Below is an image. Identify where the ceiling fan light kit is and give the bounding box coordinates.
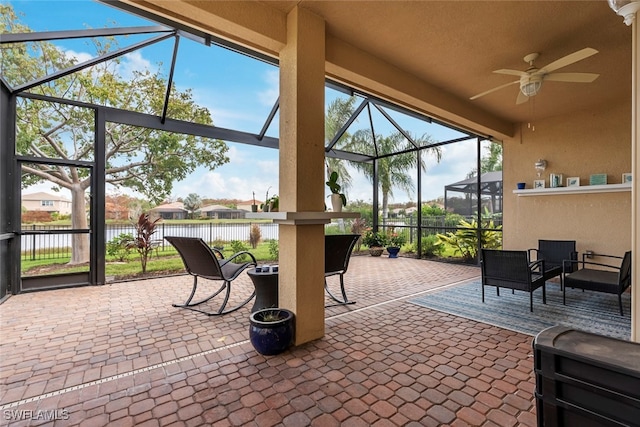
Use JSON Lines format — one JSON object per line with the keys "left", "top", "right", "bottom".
{"left": 520, "top": 75, "right": 543, "bottom": 97}
{"left": 470, "top": 48, "right": 600, "bottom": 104}
{"left": 608, "top": 0, "right": 640, "bottom": 26}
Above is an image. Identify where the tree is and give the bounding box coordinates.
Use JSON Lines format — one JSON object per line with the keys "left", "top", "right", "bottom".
{"left": 467, "top": 140, "right": 503, "bottom": 178}
{"left": 348, "top": 130, "right": 441, "bottom": 219}
{"left": 324, "top": 97, "right": 357, "bottom": 192}
{"left": 183, "top": 193, "right": 202, "bottom": 219}
{"left": 2, "top": 5, "right": 229, "bottom": 264}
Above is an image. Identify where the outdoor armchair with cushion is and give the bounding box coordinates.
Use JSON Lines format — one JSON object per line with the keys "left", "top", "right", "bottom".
{"left": 165, "top": 236, "right": 257, "bottom": 316}
{"left": 527, "top": 239, "right": 577, "bottom": 285}
{"left": 324, "top": 234, "right": 360, "bottom": 307}
{"left": 562, "top": 251, "right": 632, "bottom": 315}
{"left": 481, "top": 249, "right": 547, "bottom": 312}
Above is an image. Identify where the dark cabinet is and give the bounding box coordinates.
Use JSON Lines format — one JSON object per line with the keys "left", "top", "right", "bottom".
{"left": 533, "top": 326, "right": 640, "bottom": 426}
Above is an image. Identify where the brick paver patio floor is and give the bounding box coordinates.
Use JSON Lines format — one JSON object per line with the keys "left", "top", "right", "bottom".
{"left": 0, "top": 255, "right": 538, "bottom": 426}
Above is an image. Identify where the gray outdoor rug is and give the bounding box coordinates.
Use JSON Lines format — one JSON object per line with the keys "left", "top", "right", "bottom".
{"left": 409, "top": 281, "right": 631, "bottom": 339}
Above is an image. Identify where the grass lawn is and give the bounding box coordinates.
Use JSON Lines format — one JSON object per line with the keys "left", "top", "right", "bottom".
{"left": 22, "top": 240, "right": 279, "bottom": 280}
{"left": 21, "top": 238, "right": 474, "bottom": 281}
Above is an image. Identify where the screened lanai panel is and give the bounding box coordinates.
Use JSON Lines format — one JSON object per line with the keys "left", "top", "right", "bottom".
{"left": 326, "top": 94, "right": 414, "bottom": 157}
{"left": 171, "top": 41, "right": 280, "bottom": 134}
{"left": 3, "top": 1, "right": 282, "bottom": 136}
{"left": 103, "top": 123, "right": 230, "bottom": 201}
{"left": 325, "top": 87, "right": 357, "bottom": 145}
{"left": 20, "top": 163, "right": 92, "bottom": 279}
{"left": 16, "top": 98, "right": 95, "bottom": 162}
{"left": 421, "top": 137, "right": 479, "bottom": 214}
{"left": 0, "top": 0, "right": 167, "bottom": 90}
{"left": 380, "top": 106, "right": 472, "bottom": 146}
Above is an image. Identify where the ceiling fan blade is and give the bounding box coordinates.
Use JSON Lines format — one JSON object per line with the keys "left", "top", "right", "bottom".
{"left": 541, "top": 47, "right": 598, "bottom": 73}
{"left": 470, "top": 80, "right": 519, "bottom": 100}
{"left": 544, "top": 72, "right": 599, "bottom": 83}
{"left": 516, "top": 91, "right": 529, "bottom": 105}
{"left": 493, "top": 69, "right": 526, "bottom": 77}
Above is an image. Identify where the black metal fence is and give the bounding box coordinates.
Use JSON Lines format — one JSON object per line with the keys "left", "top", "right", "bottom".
{"left": 20, "top": 222, "right": 279, "bottom": 261}
{"left": 380, "top": 215, "right": 503, "bottom": 246}
{"left": 20, "top": 216, "right": 503, "bottom": 262}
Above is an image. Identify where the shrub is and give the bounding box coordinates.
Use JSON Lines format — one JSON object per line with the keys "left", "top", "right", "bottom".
{"left": 107, "top": 233, "right": 133, "bottom": 262}
{"left": 386, "top": 227, "right": 407, "bottom": 247}
{"left": 436, "top": 217, "right": 502, "bottom": 261}
{"left": 126, "top": 213, "right": 160, "bottom": 273}
{"left": 362, "top": 230, "right": 387, "bottom": 248}
{"left": 350, "top": 218, "right": 367, "bottom": 251}
{"left": 268, "top": 239, "right": 279, "bottom": 260}
{"left": 211, "top": 238, "right": 225, "bottom": 250}
{"left": 21, "top": 211, "right": 53, "bottom": 223}
{"left": 249, "top": 223, "right": 261, "bottom": 249}
{"left": 230, "top": 240, "right": 250, "bottom": 262}
{"left": 419, "top": 234, "right": 444, "bottom": 257}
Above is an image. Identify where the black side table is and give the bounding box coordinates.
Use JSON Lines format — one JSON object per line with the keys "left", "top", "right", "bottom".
{"left": 247, "top": 266, "right": 279, "bottom": 312}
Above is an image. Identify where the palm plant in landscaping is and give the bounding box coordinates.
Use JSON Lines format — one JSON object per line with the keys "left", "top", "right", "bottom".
{"left": 436, "top": 215, "right": 502, "bottom": 262}
{"left": 346, "top": 130, "right": 441, "bottom": 219}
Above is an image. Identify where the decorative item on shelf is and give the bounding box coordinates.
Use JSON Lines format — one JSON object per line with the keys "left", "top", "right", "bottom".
{"left": 589, "top": 174, "right": 607, "bottom": 186}
{"left": 326, "top": 171, "right": 347, "bottom": 213}
{"left": 267, "top": 195, "right": 279, "bottom": 212}
{"left": 517, "top": 182, "right": 526, "bottom": 190}
{"left": 550, "top": 173, "right": 563, "bottom": 188}
{"left": 249, "top": 308, "right": 295, "bottom": 356}
{"left": 566, "top": 177, "right": 580, "bottom": 187}
{"left": 362, "top": 230, "right": 387, "bottom": 257}
{"left": 622, "top": 173, "right": 632, "bottom": 183}
{"left": 261, "top": 187, "right": 274, "bottom": 212}
{"left": 534, "top": 159, "right": 547, "bottom": 177}
{"left": 534, "top": 179, "right": 546, "bottom": 189}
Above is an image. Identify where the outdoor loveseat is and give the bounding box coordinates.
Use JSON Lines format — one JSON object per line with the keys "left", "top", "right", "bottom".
{"left": 562, "top": 251, "right": 632, "bottom": 315}
{"left": 481, "top": 249, "right": 547, "bottom": 312}
{"left": 528, "top": 239, "right": 578, "bottom": 285}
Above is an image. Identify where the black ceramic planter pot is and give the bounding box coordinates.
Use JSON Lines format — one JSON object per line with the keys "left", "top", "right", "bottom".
{"left": 249, "top": 308, "right": 295, "bottom": 356}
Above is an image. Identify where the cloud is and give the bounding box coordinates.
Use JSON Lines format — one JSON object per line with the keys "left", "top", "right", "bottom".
{"left": 257, "top": 69, "right": 279, "bottom": 107}
{"left": 117, "top": 50, "right": 152, "bottom": 80}
{"left": 62, "top": 49, "right": 93, "bottom": 64}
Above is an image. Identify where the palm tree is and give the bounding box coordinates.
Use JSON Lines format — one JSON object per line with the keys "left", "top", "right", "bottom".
{"left": 466, "top": 140, "right": 503, "bottom": 178}
{"left": 324, "top": 97, "right": 357, "bottom": 191}
{"left": 348, "top": 130, "right": 441, "bottom": 218}
{"left": 183, "top": 193, "right": 202, "bottom": 219}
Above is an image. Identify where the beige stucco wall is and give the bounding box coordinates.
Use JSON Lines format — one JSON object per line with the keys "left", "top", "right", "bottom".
{"left": 503, "top": 101, "right": 632, "bottom": 257}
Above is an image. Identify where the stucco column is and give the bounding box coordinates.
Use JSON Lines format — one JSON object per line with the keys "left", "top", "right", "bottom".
{"left": 278, "top": 7, "right": 326, "bottom": 345}
{"left": 632, "top": 19, "right": 639, "bottom": 342}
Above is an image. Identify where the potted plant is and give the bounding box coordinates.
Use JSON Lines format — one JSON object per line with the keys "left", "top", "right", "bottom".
{"left": 325, "top": 171, "right": 347, "bottom": 212}
{"left": 249, "top": 308, "right": 295, "bottom": 356}
{"left": 251, "top": 191, "right": 258, "bottom": 212}
{"left": 385, "top": 229, "right": 406, "bottom": 258}
{"left": 267, "top": 194, "right": 279, "bottom": 212}
{"left": 262, "top": 187, "right": 272, "bottom": 212}
{"left": 362, "top": 229, "right": 387, "bottom": 257}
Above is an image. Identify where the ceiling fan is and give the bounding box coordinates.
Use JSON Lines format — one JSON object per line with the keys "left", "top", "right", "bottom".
{"left": 470, "top": 47, "right": 600, "bottom": 105}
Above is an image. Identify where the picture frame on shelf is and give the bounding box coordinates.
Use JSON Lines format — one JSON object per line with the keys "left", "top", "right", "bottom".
{"left": 622, "top": 173, "right": 632, "bottom": 183}
{"left": 566, "top": 177, "right": 580, "bottom": 187}
{"left": 589, "top": 173, "right": 607, "bottom": 186}
{"left": 534, "top": 179, "right": 545, "bottom": 189}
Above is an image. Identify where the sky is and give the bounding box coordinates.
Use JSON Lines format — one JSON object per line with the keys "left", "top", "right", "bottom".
{"left": 6, "top": 0, "right": 488, "bottom": 206}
